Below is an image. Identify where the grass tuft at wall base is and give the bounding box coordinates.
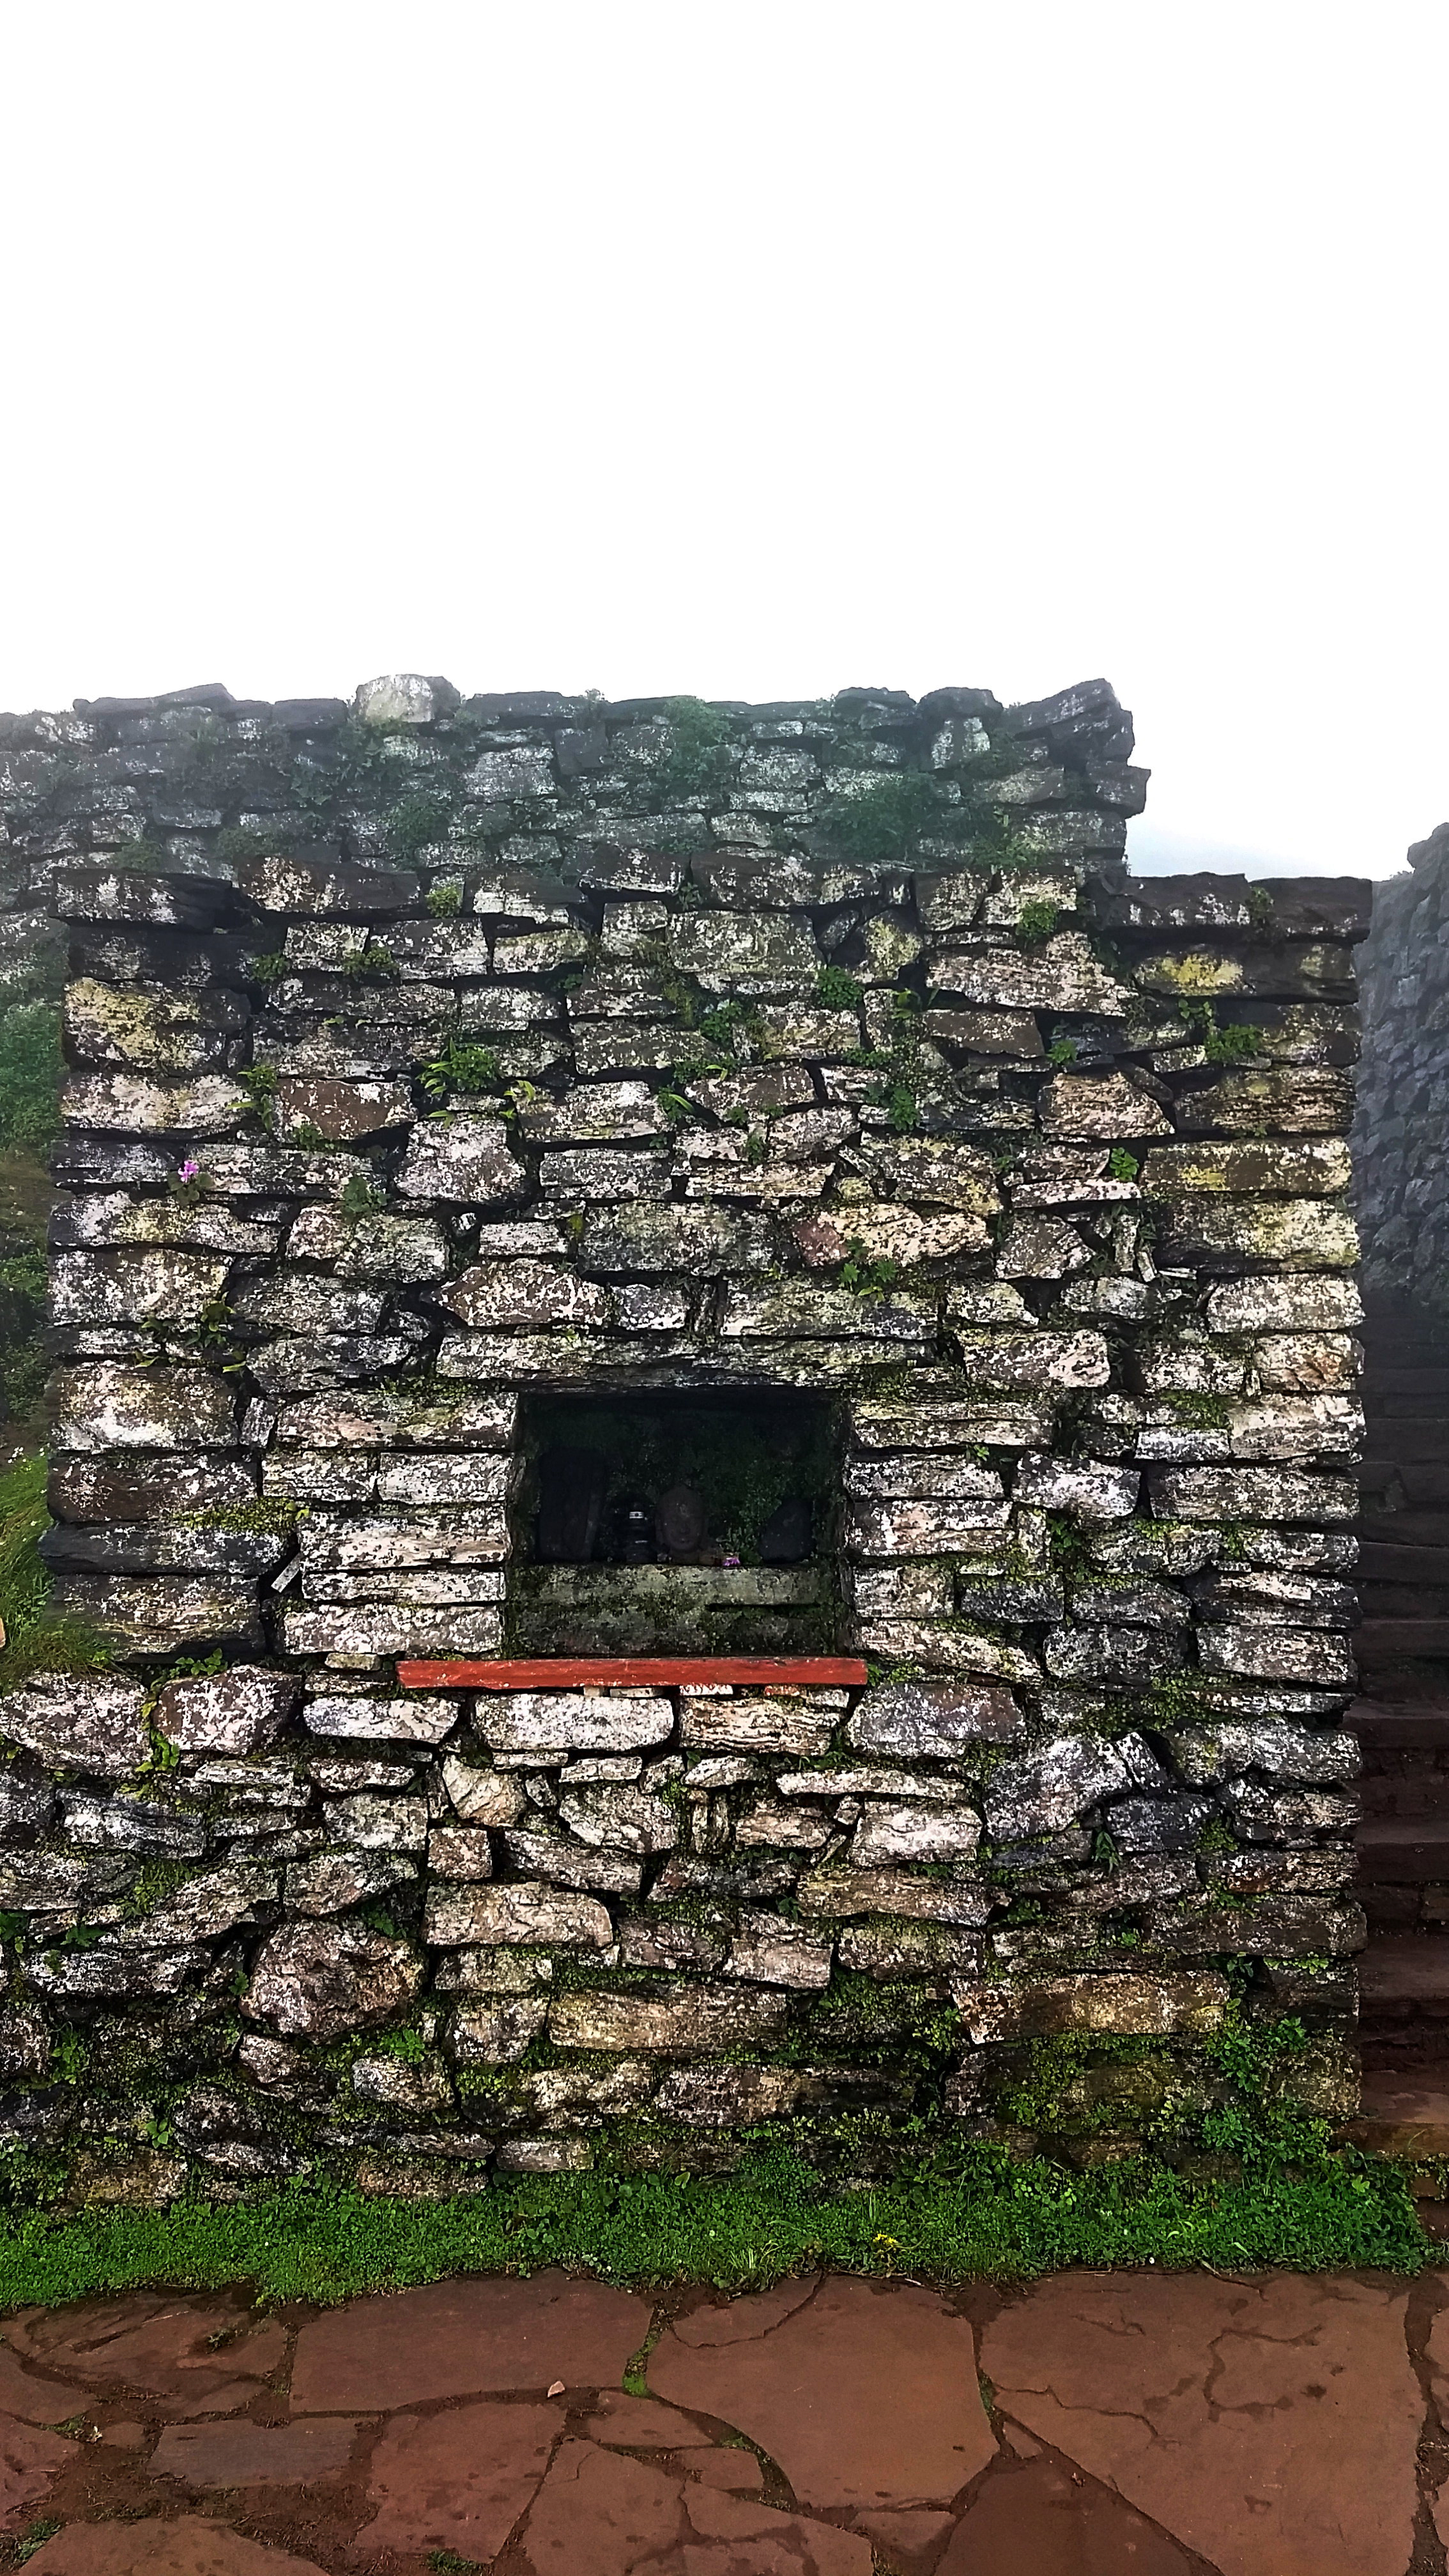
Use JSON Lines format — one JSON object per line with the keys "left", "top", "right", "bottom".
{"left": 0, "top": 2144, "right": 1426, "bottom": 2313}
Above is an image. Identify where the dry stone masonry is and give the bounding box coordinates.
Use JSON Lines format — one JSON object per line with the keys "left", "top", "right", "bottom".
{"left": 0, "top": 671, "right": 1373, "bottom": 2200}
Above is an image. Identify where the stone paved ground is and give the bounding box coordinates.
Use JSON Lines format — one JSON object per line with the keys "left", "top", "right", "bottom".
{"left": 0, "top": 2267, "right": 1446, "bottom": 2573}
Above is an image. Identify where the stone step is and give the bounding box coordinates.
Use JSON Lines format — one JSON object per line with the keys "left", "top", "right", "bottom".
{"left": 1359, "top": 1508, "right": 1449, "bottom": 1549}
{"left": 1361, "top": 1423, "right": 1449, "bottom": 1462}
{"left": 1356, "top": 1542, "right": 1449, "bottom": 1585}
{"left": 1352, "top": 1700, "right": 1449, "bottom": 1750}
{"left": 1356, "top": 1619, "right": 1449, "bottom": 1661}
{"left": 1360, "top": 1464, "right": 1449, "bottom": 1505}
{"left": 1341, "top": 2069, "right": 1449, "bottom": 2157}
{"left": 1360, "top": 1776, "right": 1449, "bottom": 1819}
{"left": 1355, "top": 1818, "right": 1449, "bottom": 1882}
{"left": 1358, "top": 1583, "right": 1449, "bottom": 1620}
{"left": 1359, "top": 1933, "right": 1449, "bottom": 2013}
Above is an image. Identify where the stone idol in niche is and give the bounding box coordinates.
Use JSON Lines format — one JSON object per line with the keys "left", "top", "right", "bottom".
{"left": 652, "top": 1481, "right": 813, "bottom": 1567}
{"left": 533, "top": 1450, "right": 813, "bottom": 1567}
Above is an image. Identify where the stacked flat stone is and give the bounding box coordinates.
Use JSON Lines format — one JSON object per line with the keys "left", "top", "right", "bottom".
{"left": 1353, "top": 818, "right": 1449, "bottom": 1307}
{"left": 0, "top": 675, "right": 1374, "bottom": 2198}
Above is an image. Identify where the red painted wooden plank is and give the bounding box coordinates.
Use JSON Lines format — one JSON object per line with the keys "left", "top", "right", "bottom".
{"left": 396, "top": 1655, "right": 869, "bottom": 1690}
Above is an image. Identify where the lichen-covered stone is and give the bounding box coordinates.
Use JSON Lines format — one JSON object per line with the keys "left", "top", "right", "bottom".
{"left": 926, "top": 933, "right": 1134, "bottom": 1014}
{"left": 556, "top": 1780, "right": 679, "bottom": 1855}
{"left": 305, "top": 1692, "right": 459, "bottom": 1745}
{"left": 1167, "top": 1722, "right": 1359, "bottom": 1785}
{"left": 442, "top": 1261, "right": 611, "bottom": 1332}
{"left": 946, "top": 1328, "right": 1110, "bottom": 1390}
{"left": 549, "top": 1982, "right": 788, "bottom": 2054}
{"left": 580, "top": 1204, "right": 774, "bottom": 1275}
{"left": 475, "top": 1692, "right": 673, "bottom": 1755}
{"left": 286, "top": 1206, "right": 450, "bottom": 1282}
{"left": 951, "top": 1969, "right": 1229, "bottom": 2043}
{"left": 51, "top": 1248, "right": 233, "bottom": 1328}
{"left": 235, "top": 846, "right": 420, "bottom": 911}
{"left": 1037, "top": 1071, "right": 1172, "bottom": 1138}
{"left": 985, "top": 1733, "right": 1160, "bottom": 1840}
{"left": 845, "top": 1494, "right": 1011, "bottom": 1554}
{"left": 61, "top": 1071, "right": 251, "bottom": 1135}
{"left": 50, "top": 1574, "right": 264, "bottom": 1657}
{"left": 850, "top": 1802, "right": 981, "bottom": 1864}
{"left": 1148, "top": 1466, "right": 1358, "bottom": 1522}
{"left": 273, "top": 1078, "right": 415, "bottom": 1140}
{"left": 793, "top": 1206, "right": 986, "bottom": 1267}
{"left": 679, "top": 1698, "right": 835, "bottom": 1756}
{"left": 666, "top": 910, "right": 820, "bottom": 993}
{"left": 1014, "top": 1456, "right": 1140, "bottom": 1519}
{"left": 321, "top": 1790, "right": 429, "bottom": 1850}
{"left": 231, "top": 1276, "right": 387, "bottom": 1335}
{"left": 0, "top": 1676, "right": 148, "bottom": 1778}
{"left": 539, "top": 1148, "right": 671, "bottom": 1201}
{"left": 851, "top": 1135, "right": 1000, "bottom": 1213}
{"left": 395, "top": 1112, "right": 527, "bottom": 1204}
{"left": 424, "top": 1882, "right": 615, "bottom": 1949}
{"left": 845, "top": 1681, "right": 1022, "bottom": 1758}
{"left": 1154, "top": 1197, "right": 1359, "bottom": 1268}
{"left": 285, "top": 1850, "right": 417, "bottom": 1916}
{"left": 155, "top": 1666, "right": 299, "bottom": 1754}
{"left": 64, "top": 978, "right": 250, "bottom": 1075}
{"left": 244, "top": 1922, "right": 423, "bottom": 2039}
{"left": 796, "top": 1864, "right": 992, "bottom": 1926}
{"left": 1196, "top": 1625, "right": 1356, "bottom": 1685}
{"left": 719, "top": 1281, "right": 936, "bottom": 1342}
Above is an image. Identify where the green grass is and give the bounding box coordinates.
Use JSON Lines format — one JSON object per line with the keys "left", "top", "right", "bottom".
{"left": 0, "top": 1452, "right": 111, "bottom": 1690}
{"left": 0, "top": 2142, "right": 1423, "bottom": 2312}
{"left": 0, "top": 1005, "right": 61, "bottom": 1159}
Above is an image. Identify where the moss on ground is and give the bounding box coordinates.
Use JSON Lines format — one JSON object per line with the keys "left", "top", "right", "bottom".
{"left": 0, "top": 2139, "right": 1425, "bottom": 2311}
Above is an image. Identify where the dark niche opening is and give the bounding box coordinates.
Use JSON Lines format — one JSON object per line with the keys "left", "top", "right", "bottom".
{"left": 507, "top": 1389, "right": 843, "bottom": 1657}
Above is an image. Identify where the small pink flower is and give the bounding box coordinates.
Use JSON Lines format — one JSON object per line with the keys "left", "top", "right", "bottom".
{"left": 722, "top": 1554, "right": 740, "bottom": 1568}
{"left": 177, "top": 1159, "right": 201, "bottom": 1183}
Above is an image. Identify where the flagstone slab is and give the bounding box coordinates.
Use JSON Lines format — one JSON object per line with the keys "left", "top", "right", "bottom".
{"left": 682, "top": 2481, "right": 873, "bottom": 2572}
{"left": 25, "top": 2521, "right": 328, "bottom": 2573}
{"left": 670, "top": 2277, "right": 818, "bottom": 2347}
{"left": 7, "top": 2297, "right": 285, "bottom": 2412}
{"left": 582, "top": 2391, "right": 710, "bottom": 2447}
{"left": 151, "top": 2417, "right": 360, "bottom": 2487}
{"left": 518, "top": 2438, "right": 686, "bottom": 2575}
{"left": 0, "top": 2412, "right": 72, "bottom": 2531}
{"left": 649, "top": 2275, "right": 993, "bottom": 2508}
{"left": 0, "top": 2347, "right": 91, "bottom": 2426}
{"left": 939, "top": 2455, "right": 1194, "bottom": 2573}
{"left": 979, "top": 2271, "right": 1422, "bottom": 2576}
{"left": 855, "top": 2506, "right": 958, "bottom": 2572}
{"left": 676, "top": 2446, "right": 765, "bottom": 2490}
{"left": 356, "top": 2395, "right": 560, "bottom": 2559}
{"left": 289, "top": 2270, "right": 650, "bottom": 2411}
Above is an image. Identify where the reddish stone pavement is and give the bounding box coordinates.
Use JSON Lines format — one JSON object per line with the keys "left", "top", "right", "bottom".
{"left": 0, "top": 2266, "right": 1448, "bottom": 2574}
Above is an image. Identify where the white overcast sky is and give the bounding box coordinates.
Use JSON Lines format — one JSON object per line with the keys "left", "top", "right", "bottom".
{"left": 4, "top": 1, "right": 1446, "bottom": 878}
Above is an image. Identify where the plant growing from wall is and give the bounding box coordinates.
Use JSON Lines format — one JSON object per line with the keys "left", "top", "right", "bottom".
{"left": 640, "top": 698, "right": 737, "bottom": 806}
{"left": 418, "top": 1040, "right": 502, "bottom": 1103}
{"left": 386, "top": 792, "right": 455, "bottom": 858}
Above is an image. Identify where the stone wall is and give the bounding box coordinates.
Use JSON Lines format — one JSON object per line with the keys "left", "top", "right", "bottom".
{"left": 1352, "top": 820, "right": 1449, "bottom": 1312}
{"left": 0, "top": 674, "right": 1375, "bottom": 2202}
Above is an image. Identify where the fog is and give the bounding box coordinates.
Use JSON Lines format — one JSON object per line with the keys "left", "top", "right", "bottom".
{"left": 3, "top": 0, "right": 1445, "bottom": 878}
